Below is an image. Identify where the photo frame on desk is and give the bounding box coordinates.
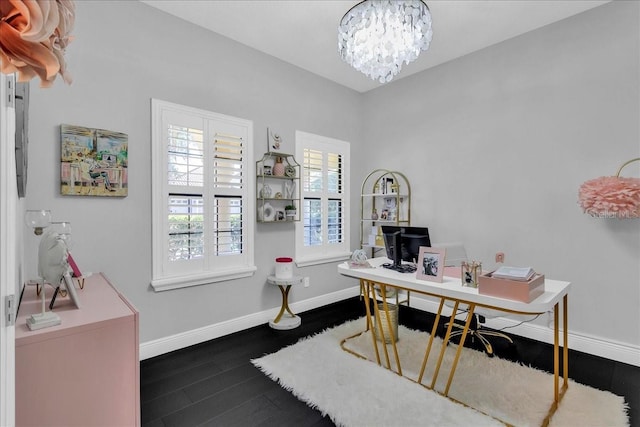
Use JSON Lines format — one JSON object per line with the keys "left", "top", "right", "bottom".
{"left": 416, "top": 247, "right": 446, "bottom": 283}
{"left": 67, "top": 252, "right": 85, "bottom": 289}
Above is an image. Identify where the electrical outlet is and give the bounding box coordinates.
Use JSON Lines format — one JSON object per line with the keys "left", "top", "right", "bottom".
{"left": 495, "top": 252, "right": 505, "bottom": 263}
{"left": 303, "top": 277, "right": 310, "bottom": 287}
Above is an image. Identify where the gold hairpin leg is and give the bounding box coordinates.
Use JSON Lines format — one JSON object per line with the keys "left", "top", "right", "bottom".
{"left": 371, "top": 290, "right": 392, "bottom": 369}
{"left": 418, "top": 298, "right": 445, "bottom": 385}
{"left": 380, "top": 283, "right": 402, "bottom": 376}
{"left": 444, "top": 303, "right": 475, "bottom": 396}
{"left": 431, "top": 300, "right": 459, "bottom": 389}
{"left": 361, "top": 280, "right": 381, "bottom": 365}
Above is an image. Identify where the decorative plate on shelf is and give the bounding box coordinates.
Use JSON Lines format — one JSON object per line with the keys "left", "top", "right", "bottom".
{"left": 284, "top": 165, "right": 296, "bottom": 177}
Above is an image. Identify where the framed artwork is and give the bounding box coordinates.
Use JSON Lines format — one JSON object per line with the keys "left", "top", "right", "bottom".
{"left": 416, "top": 247, "right": 446, "bottom": 282}
{"left": 60, "top": 124, "right": 128, "bottom": 197}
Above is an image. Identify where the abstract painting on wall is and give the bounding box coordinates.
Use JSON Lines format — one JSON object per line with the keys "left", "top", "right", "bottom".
{"left": 60, "top": 124, "right": 128, "bottom": 197}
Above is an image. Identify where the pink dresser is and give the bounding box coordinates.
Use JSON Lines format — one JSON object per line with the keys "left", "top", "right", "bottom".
{"left": 15, "top": 273, "right": 139, "bottom": 426}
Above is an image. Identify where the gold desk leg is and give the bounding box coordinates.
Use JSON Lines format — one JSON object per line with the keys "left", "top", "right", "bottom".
{"left": 542, "top": 297, "right": 570, "bottom": 427}
{"left": 361, "top": 280, "right": 381, "bottom": 365}
{"left": 418, "top": 298, "right": 445, "bottom": 385}
{"left": 563, "top": 295, "right": 569, "bottom": 388}
{"left": 273, "top": 285, "right": 292, "bottom": 323}
{"left": 371, "top": 288, "right": 393, "bottom": 370}
{"left": 444, "top": 303, "right": 476, "bottom": 397}
{"left": 380, "top": 283, "right": 402, "bottom": 376}
{"left": 431, "top": 300, "right": 459, "bottom": 390}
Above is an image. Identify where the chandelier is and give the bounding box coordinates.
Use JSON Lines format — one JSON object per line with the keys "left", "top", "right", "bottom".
{"left": 338, "top": 0, "right": 433, "bottom": 84}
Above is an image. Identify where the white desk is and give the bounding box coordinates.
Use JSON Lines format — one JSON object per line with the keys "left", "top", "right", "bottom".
{"left": 338, "top": 258, "right": 571, "bottom": 427}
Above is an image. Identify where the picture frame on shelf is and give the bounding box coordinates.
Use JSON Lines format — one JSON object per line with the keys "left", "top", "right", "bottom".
{"left": 386, "top": 177, "right": 395, "bottom": 193}
{"left": 416, "top": 247, "right": 446, "bottom": 283}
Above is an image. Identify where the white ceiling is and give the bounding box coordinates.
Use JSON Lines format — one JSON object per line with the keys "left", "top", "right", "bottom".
{"left": 141, "top": 0, "right": 609, "bottom": 93}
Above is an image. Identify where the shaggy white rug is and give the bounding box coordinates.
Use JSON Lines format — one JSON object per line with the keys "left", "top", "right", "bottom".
{"left": 252, "top": 318, "right": 629, "bottom": 427}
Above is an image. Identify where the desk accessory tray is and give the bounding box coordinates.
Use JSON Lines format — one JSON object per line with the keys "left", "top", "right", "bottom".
{"left": 478, "top": 272, "right": 545, "bottom": 303}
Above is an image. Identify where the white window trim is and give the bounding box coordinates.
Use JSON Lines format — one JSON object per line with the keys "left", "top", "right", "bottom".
{"left": 151, "top": 99, "right": 255, "bottom": 291}
{"left": 294, "top": 130, "right": 351, "bottom": 267}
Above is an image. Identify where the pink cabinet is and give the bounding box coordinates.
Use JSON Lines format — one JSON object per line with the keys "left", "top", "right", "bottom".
{"left": 15, "top": 273, "right": 139, "bottom": 426}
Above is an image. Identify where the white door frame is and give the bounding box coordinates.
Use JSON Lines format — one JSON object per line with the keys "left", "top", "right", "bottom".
{"left": 0, "top": 72, "right": 18, "bottom": 426}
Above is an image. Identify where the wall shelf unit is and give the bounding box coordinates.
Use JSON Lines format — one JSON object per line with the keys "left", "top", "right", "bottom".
{"left": 360, "top": 169, "right": 412, "bottom": 306}
{"left": 256, "top": 152, "right": 300, "bottom": 222}
{"left": 360, "top": 169, "right": 411, "bottom": 257}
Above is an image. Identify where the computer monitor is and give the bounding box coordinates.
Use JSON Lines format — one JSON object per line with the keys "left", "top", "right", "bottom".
{"left": 381, "top": 226, "right": 431, "bottom": 272}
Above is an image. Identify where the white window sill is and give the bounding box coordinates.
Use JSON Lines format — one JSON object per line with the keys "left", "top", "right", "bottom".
{"left": 295, "top": 252, "right": 351, "bottom": 268}
{"left": 151, "top": 265, "right": 257, "bottom": 292}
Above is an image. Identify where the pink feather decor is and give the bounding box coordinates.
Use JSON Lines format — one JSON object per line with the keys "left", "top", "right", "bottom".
{"left": 578, "top": 158, "right": 640, "bottom": 219}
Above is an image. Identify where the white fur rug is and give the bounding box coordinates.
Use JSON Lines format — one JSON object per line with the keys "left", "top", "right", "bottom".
{"left": 252, "top": 318, "right": 629, "bottom": 427}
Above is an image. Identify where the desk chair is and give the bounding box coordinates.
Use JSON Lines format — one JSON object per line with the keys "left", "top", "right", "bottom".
{"left": 436, "top": 242, "right": 513, "bottom": 357}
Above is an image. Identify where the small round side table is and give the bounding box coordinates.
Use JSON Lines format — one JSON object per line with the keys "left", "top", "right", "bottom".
{"left": 267, "top": 275, "right": 303, "bottom": 330}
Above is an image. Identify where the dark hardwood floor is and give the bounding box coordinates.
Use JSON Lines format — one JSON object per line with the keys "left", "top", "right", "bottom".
{"left": 141, "top": 297, "right": 639, "bottom": 426}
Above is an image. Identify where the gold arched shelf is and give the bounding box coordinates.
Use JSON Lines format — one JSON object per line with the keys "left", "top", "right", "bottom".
{"left": 360, "top": 169, "right": 411, "bottom": 257}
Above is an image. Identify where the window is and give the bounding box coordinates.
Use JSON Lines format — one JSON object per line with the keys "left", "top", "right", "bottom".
{"left": 295, "top": 131, "right": 351, "bottom": 266}
{"left": 151, "top": 99, "right": 255, "bottom": 291}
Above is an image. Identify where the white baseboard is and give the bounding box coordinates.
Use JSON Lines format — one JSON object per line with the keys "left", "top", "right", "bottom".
{"left": 140, "top": 287, "right": 639, "bottom": 367}
{"left": 139, "top": 286, "right": 361, "bottom": 360}
{"left": 408, "top": 295, "right": 640, "bottom": 367}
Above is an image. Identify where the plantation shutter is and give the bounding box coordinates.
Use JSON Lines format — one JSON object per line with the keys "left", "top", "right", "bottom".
{"left": 295, "top": 131, "right": 350, "bottom": 265}
{"left": 167, "top": 123, "right": 205, "bottom": 262}
{"left": 151, "top": 99, "right": 255, "bottom": 290}
{"left": 212, "top": 133, "right": 245, "bottom": 256}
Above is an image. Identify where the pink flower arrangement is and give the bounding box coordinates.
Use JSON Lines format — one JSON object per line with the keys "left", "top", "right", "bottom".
{"left": 0, "top": 0, "right": 75, "bottom": 87}
{"left": 578, "top": 176, "right": 640, "bottom": 218}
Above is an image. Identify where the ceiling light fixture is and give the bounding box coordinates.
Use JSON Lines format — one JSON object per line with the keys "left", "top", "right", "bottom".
{"left": 338, "top": 0, "right": 433, "bottom": 84}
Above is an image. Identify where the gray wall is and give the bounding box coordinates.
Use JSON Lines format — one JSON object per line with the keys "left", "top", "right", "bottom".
{"left": 25, "top": 1, "right": 361, "bottom": 342}
{"left": 361, "top": 1, "right": 640, "bottom": 346}
{"left": 24, "top": 1, "right": 639, "bottom": 352}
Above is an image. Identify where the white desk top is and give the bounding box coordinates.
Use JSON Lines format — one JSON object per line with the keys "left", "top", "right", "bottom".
{"left": 338, "top": 258, "right": 571, "bottom": 314}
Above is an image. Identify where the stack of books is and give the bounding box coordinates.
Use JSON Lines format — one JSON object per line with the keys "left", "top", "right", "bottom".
{"left": 492, "top": 266, "right": 536, "bottom": 282}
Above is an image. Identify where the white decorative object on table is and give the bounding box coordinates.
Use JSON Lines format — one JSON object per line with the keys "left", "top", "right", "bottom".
{"left": 28, "top": 230, "right": 69, "bottom": 330}
{"left": 275, "top": 257, "right": 293, "bottom": 278}
{"left": 351, "top": 249, "right": 368, "bottom": 264}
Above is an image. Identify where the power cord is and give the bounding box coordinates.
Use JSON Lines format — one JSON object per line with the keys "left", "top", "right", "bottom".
{"left": 493, "top": 314, "right": 542, "bottom": 331}
{"left": 450, "top": 309, "right": 541, "bottom": 331}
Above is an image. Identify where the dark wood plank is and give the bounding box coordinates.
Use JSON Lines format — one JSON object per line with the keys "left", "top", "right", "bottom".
{"left": 141, "top": 297, "right": 639, "bottom": 427}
